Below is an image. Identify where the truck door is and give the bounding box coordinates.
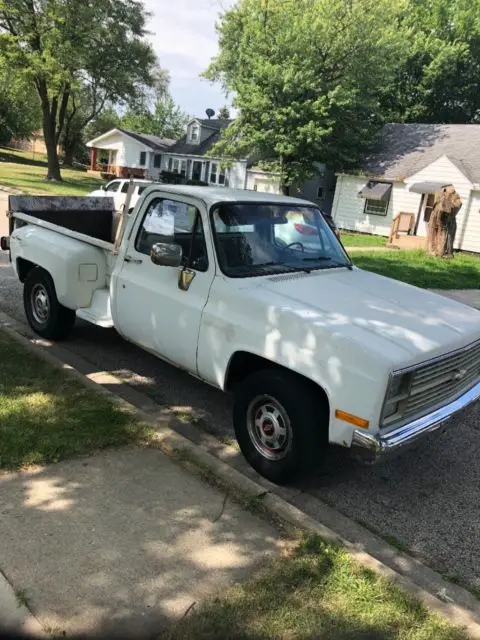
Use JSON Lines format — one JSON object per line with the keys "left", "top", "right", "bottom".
{"left": 112, "top": 194, "right": 214, "bottom": 374}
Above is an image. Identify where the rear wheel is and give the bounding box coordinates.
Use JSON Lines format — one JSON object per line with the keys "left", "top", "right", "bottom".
{"left": 24, "top": 268, "right": 76, "bottom": 340}
{"left": 233, "top": 370, "right": 328, "bottom": 484}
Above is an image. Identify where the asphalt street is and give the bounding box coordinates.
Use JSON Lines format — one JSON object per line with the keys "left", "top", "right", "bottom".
{"left": 1, "top": 248, "right": 479, "bottom": 593}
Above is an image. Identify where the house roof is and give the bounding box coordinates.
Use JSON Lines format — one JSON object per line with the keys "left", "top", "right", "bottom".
{"left": 116, "top": 128, "right": 175, "bottom": 151}
{"left": 86, "top": 127, "right": 175, "bottom": 150}
{"left": 358, "top": 124, "right": 480, "bottom": 184}
{"left": 167, "top": 119, "right": 232, "bottom": 157}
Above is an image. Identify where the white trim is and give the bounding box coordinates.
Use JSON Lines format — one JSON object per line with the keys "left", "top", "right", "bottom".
{"left": 86, "top": 128, "right": 152, "bottom": 152}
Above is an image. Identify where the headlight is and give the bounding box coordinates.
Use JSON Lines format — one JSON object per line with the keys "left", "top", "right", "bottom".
{"left": 382, "top": 372, "right": 413, "bottom": 425}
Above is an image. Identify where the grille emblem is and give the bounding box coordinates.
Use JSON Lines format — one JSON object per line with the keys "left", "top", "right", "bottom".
{"left": 452, "top": 368, "right": 467, "bottom": 381}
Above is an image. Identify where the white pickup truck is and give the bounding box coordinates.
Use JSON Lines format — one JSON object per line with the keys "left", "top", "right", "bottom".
{"left": 2, "top": 186, "right": 480, "bottom": 484}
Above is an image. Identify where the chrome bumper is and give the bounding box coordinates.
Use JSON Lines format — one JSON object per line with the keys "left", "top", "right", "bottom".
{"left": 351, "top": 381, "right": 480, "bottom": 464}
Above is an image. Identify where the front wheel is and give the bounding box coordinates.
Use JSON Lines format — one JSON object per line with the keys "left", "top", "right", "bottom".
{"left": 233, "top": 370, "right": 328, "bottom": 484}
{"left": 24, "top": 267, "right": 76, "bottom": 340}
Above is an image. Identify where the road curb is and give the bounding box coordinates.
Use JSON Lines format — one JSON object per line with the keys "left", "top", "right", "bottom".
{"left": 0, "top": 570, "right": 45, "bottom": 636}
{"left": 1, "top": 311, "right": 480, "bottom": 637}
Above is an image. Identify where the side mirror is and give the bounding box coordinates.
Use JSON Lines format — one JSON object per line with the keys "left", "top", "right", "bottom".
{"left": 102, "top": 184, "right": 107, "bottom": 191}
{"left": 150, "top": 242, "right": 183, "bottom": 267}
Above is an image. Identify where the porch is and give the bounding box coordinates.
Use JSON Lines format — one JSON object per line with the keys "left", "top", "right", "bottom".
{"left": 88, "top": 147, "right": 147, "bottom": 179}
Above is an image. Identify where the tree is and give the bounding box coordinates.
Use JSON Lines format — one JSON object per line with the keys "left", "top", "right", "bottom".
{"left": 121, "top": 72, "right": 189, "bottom": 140}
{"left": 0, "top": 67, "right": 41, "bottom": 145}
{"left": 217, "top": 105, "right": 231, "bottom": 119}
{"left": 380, "top": 0, "right": 480, "bottom": 123}
{"left": 204, "top": 0, "right": 409, "bottom": 192}
{"left": 0, "top": 0, "right": 156, "bottom": 181}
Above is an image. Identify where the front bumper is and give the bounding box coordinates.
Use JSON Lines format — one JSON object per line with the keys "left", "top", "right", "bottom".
{"left": 351, "top": 380, "right": 480, "bottom": 464}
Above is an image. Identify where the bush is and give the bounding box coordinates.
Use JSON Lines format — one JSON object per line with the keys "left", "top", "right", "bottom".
{"left": 186, "top": 179, "right": 208, "bottom": 186}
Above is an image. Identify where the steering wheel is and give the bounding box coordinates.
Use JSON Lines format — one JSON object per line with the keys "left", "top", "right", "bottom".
{"left": 285, "top": 242, "right": 305, "bottom": 252}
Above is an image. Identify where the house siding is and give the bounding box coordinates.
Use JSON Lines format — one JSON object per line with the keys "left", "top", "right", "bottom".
{"left": 459, "top": 191, "right": 480, "bottom": 252}
{"left": 332, "top": 174, "right": 421, "bottom": 236}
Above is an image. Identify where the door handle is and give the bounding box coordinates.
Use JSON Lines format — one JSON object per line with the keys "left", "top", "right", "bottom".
{"left": 124, "top": 255, "right": 143, "bottom": 264}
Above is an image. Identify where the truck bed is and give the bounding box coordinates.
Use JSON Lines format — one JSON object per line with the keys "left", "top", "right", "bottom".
{"left": 8, "top": 195, "right": 118, "bottom": 244}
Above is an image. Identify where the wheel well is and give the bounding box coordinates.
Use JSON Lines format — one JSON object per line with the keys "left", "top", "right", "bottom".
{"left": 225, "top": 351, "right": 329, "bottom": 408}
{"left": 17, "top": 258, "right": 37, "bottom": 283}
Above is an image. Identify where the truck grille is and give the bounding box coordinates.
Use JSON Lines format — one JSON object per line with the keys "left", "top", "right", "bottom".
{"left": 404, "top": 339, "right": 480, "bottom": 419}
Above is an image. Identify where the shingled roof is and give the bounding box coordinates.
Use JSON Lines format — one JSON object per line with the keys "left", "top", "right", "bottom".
{"left": 358, "top": 124, "right": 480, "bottom": 184}
{"left": 167, "top": 119, "right": 232, "bottom": 157}
{"left": 117, "top": 128, "right": 176, "bottom": 151}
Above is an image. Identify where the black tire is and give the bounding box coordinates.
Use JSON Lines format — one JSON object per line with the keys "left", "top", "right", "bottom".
{"left": 233, "top": 369, "right": 328, "bottom": 485}
{"left": 24, "top": 267, "right": 76, "bottom": 340}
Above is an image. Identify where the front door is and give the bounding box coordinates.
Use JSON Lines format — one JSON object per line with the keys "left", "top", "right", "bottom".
{"left": 112, "top": 193, "right": 213, "bottom": 373}
{"left": 192, "top": 161, "right": 202, "bottom": 181}
{"left": 417, "top": 193, "right": 435, "bottom": 237}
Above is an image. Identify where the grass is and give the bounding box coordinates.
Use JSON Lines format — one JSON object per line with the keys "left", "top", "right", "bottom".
{"left": 341, "top": 231, "right": 388, "bottom": 247}
{"left": 350, "top": 249, "right": 480, "bottom": 289}
{"left": 168, "top": 534, "right": 466, "bottom": 640}
{"left": 0, "top": 331, "right": 150, "bottom": 469}
{"left": 0, "top": 148, "right": 104, "bottom": 195}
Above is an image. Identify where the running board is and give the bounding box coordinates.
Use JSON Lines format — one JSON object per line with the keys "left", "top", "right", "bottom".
{"left": 76, "top": 289, "right": 114, "bottom": 327}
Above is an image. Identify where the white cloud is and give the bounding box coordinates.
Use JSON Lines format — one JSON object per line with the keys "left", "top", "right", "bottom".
{"left": 143, "top": 0, "right": 235, "bottom": 116}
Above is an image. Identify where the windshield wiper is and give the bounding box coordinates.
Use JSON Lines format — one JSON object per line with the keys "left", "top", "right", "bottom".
{"left": 301, "top": 256, "right": 353, "bottom": 271}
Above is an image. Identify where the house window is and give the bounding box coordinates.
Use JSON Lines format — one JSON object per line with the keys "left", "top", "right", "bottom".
{"left": 168, "top": 157, "right": 173, "bottom": 171}
{"left": 173, "top": 159, "right": 180, "bottom": 173}
{"left": 364, "top": 199, "right": 389, "bottom": 216}
{"left": 218, "top": 166, "right": 226, "bottom": 185}
{"left": 190, "top": 123, "right": 200, "bottom": 142}
{"left": 210, "top": 163, "right": 217, "bottom": 183}
{"left": 359, "top": 181, "right": 392, "bottom": 216}
{"left": 317, "top": 187, "right": 325, "bottom": 200}
{"left": 181, "top": 160, "right": 187, "bottom": 178}
{"left": 154, "top": 154, "right": 162, "bottom": 168}
{"left": 139, "top": 151, "right": 147, "bottom": 167}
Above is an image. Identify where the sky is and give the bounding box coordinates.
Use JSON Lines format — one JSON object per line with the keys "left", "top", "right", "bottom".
{"left": 143, "top": 0, "right": 235, "bottom": 118}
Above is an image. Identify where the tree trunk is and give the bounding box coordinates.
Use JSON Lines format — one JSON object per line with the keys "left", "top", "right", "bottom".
{"left": 37, "top": 81, "right": 63, "bottom": 181}
{"left": 280, "top": 155, "right": 290, "bottom": 195}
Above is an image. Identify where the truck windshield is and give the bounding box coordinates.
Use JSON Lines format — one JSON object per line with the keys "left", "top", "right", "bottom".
{"left": 211, "top": 203, "right": 351, "bottom": 277}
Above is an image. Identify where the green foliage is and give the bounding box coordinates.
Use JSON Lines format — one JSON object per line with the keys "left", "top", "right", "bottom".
{"left": 204, "top": 0, "right": 409, "bottom": 187}
{"left": 0, "top": 0, "right": 157, "bottom": 179}
{"left": 121, "top": 93, "right": 189, "bottom": 140}
{"left": 0, "top": 66, "right": 41, "bottom": 145}
{"left": 381, "top": 0, "right": 480, "bottom": 123}
{"left": 217, "top": 105, "right": 231, "bottom": 119}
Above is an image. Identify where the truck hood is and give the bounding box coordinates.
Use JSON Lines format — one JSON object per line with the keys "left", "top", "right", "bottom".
{"left": 257, "top": 267, "right": 480, "bottom": 366}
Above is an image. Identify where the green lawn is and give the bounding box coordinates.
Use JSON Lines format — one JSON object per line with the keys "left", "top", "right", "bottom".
{"left": 0, "top": 148, "right": 104, "bottom": 195}
{"left": 350, "top": 249, "right": 480, "bottom": 289}
{"left": 171, "top": 534, "right": 465, "bottom": 640}
{"left": 0, "top": 331, "right": 150, "bottom": 469}
{"left": 341, "top": 231, "right": 387, "bottom": 247}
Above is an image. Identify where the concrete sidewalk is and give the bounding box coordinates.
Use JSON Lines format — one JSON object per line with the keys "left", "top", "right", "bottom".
{"left": 0, "top": 447, "right": 283, "bottom": 637}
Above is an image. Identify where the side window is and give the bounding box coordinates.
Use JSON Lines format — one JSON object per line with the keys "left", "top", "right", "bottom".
{"left": 135, "top": 198, "right": 208, "bottom": 271}
{"left": 121, "top": 182, "right": 130, "bottom": 193}
{"left": 105, "top": 181, "right": 120, "bottom": 192}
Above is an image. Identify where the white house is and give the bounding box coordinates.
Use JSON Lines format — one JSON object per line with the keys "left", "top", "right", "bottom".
{"left": 86, "top": 128, "right": 175, "bottom": 179}
{"left": 86, "top": 118, "right": 336, "bottom": 210}
{"left": 86, "top": 118, "right": 249, "bottom": 189}
{"left": 331, "top": 123, "right": 480, "bottom": 252}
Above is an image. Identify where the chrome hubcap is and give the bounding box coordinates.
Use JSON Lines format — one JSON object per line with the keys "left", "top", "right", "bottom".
{"left": 31, "top": 284, "right": 50, "bottom": 325}
{"left": 247, "top": 395, "right": 292, "bottom": 460}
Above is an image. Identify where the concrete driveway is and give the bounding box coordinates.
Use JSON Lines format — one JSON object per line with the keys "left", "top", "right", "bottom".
{"left": 0, "top": 250, "right": 479, "bottom": 595}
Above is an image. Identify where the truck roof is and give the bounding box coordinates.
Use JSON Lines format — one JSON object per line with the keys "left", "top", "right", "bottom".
{"left": 141, "top": 185, "right": 316, "bottom": 208}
